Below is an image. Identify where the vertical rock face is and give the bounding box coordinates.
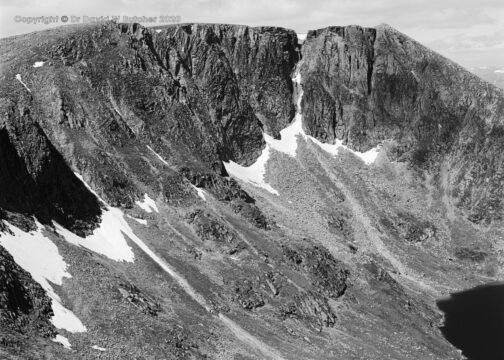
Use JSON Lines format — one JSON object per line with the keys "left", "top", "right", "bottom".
{"left": 300, "top": 26, "right": 377, "bottom": 146}
{"left": 116, "top": 22, "right": 299, "bottom": 166}
{"left": 301, "top": 24, "right": 504, "bottom": 223}
{"left": 152, "top": 24, "right": 299, "bottom": 140}
{"left": 301, "top": 24, "right": 501, "bottom": 154}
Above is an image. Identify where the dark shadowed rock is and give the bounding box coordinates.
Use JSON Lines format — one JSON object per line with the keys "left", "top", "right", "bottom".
{"left": 0, "top": 102, "right": 101, "bottom": 235}
{"left": 0, "top": 245, "right": 55, "bottom": 338}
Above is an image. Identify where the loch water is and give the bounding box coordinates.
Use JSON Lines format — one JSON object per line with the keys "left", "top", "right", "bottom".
{"left": 437, "top": 282, "right": 504, "bottom": 360}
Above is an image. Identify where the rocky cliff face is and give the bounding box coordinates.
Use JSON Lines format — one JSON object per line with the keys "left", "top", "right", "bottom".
{"left": 0, "top": 21, "right": 299, "bottom": 206}
{"left": 301, "top": 24, "right": 504, "bottom": 223}
{"left": 0, "top": 21, "right": 503, "bottom": 359}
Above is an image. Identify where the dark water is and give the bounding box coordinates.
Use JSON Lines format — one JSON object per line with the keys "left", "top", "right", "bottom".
{"left": 437, "top": 282, "right": 504, "bottom": 360}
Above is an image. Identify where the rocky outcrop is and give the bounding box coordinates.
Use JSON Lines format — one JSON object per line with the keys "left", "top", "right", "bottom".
{"left": 300, "top": 24, "right": 504, "bottom": 223}
{"left": 300, "top": 26, "right": 377, "bottom": 146}
{"left": 231, "top": 278, "right": 265, "bottom": 310}
{"left": 117, "top": 282, "right": 161, "bottom": 316}
{"left": 186, "top": 209, "right": 247, "bottom": 254}
{"left": 181, "top": 168, "right": 270, "bottom": 229}
{"left": 279, "top": 291, "right": 337, "bottom": 329}
{"left": 150, "top": 24, "right": 299, "bottom": 143}
{"left": 380, "top": 212, "right": 436, "bottom": 243}
{"left": 282, "top": 245, "right": 348, "bottom": 299}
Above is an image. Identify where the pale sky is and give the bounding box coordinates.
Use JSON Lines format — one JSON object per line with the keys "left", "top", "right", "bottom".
{"left": 1, "top": 0, "right": 503, "bottom": 69}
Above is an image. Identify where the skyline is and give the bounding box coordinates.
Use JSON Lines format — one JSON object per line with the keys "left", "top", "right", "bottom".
{"left": 1, "top": 0, "right": 503, "bottom": 70}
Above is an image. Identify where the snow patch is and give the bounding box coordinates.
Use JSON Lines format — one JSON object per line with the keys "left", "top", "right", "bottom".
{"left": 297, "top": 33, "right": 307, "bottom": 43}
{"left": 495, "top": 69, "right": 504, "bottom": 73}
{"left": 264, "top": 115, "right": 306, "bottom": 157}
{"left": 307, "top": 133, "right": 381, "bottom": 165}
{"left": 190, "top": 184, "right": 207, "bottom": 201}
{"left": 15, "top": 74, "right": 31, "bottom": 92}
{"left": 268, "top": 67, "right": 380, "bottom": 164}
{"left": 136, "top": 194, "right": 159, "bottom": 213}
{"left": 91, "top": 345, "right": 107, "bottom": 351}
{"left": 53, "top": 335, "right": 72, "bottom": 349}
{"left": 146, "top": 145, "right": 169, "bottom": 166}
{"left": 127, "top": 215, "right": 148, "bottom": 225}
{"left": 33, "top": 61, "right": 45, "bottom": 68}
{"left": 57, "top": 174, "right": 135, "bottom": 261}
{"left": 0, "top": 222, "right": 87, "bottom": 333}
{"left": 155, "top": 29, "right": 162, "bottom": 33}
{"left": 223, "top": 146, "right": 279, "bottom": 195}
{"left": 55, "top": 208, "right": 135, "bottom": 262}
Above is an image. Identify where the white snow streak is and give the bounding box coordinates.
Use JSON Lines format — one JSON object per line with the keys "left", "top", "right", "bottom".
{"left": 127, "top": 215, "right": 148, "bottom": 225}
{"left": 223, "top": 146, "right": 279, "bottom": 195}
{"left": 53, "top": 335, "right": 72, "bottom": 349}
{"left": 307, "top": 132, "right": 381, "bottom": 165}
{"left": 276, "top": 67, "right": 381, "bottom": 164}
{"left": 72, "top": 175, "right": 210, "bottom": 307}
{"left": 33, "top": 61, "right": 45, "bottom": 68}
{"left": 54, "top": 208, "right": 135, "bottom": 262}
{"left": 265, "top": 114, "right": 380, "bottom": 165}
{"left": 91, "top": 345, "right": 107, "bottom": 351}
{"left": 61, "top": 173, "right": 134, "bottom": 262}
{"left": 15, "top": 74, "right": 31, "bottom": 92}
{"left": 494, "top": 69, "right": 504, "bottom": 73}
{"left": 0, "top": 222, "right": 87, "bottom": 333}
{"left": 224, "top": 67, "right": 380, "bottom": 192}
{"left": 297, "top": 33, "right": 307, "bottom": 43}
{"left": 136, "top": 194, "right": 159, "bottom": 213}
{"left": 190, "top": 184, "right": 207, "bottom": 201}
{"left": 146, "top": 145, "right": 169, "bottom": 166}
{"left": 155, "top": 29, "right": 162, "bottom": 33}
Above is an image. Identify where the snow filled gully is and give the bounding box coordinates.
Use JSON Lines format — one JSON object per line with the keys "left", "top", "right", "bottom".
{"left": 223, "top": 64, "right": 381, "bottom": 195}
{"left": 0, "top": 173, "right": 284, "bottom": 358}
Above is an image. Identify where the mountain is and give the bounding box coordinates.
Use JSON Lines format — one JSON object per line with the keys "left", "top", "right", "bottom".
{"left": 0, "top": 21, "right": 503, "bottom": 359}
{"left": 470, "top": 66, "right": 504, "bottom": 90}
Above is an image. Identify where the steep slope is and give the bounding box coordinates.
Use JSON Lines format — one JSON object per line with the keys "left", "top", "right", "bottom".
{"left": 0, "top": 244, "right": 58, "bottom": 359}
{"left": 0, "top": 21, "right": 503, "bottom": 359}
{"left": 301, "top": 24, "right": 504, "bottom": 224}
